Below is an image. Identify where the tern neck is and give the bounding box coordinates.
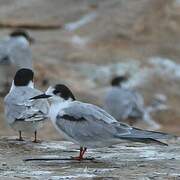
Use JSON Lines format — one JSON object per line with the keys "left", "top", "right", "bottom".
{"left": 10, "top": 80, "right": 34, "bottom": 92}
{"left": 9, "top": 81, "right": 15, "bottom": 93}
{"left": 49, "top": 100, "right": 70, "bottom": 122}
{"left": 12, "top": 36, "right": 29, "bottom": 47}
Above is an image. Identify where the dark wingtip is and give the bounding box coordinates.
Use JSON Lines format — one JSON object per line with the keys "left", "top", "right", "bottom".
{"left": 132, "top": 127, "right": 177, "bottom": 139}
{"left": 148, "top": 138, "right": 168, "bottom": 146}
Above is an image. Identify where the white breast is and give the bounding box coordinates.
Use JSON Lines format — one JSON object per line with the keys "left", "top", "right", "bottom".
{"left": 49, "top": 101, "right": 69, "bottom": 123}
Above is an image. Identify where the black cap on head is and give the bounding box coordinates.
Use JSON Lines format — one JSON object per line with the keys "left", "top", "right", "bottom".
{"left": 14, "top": 68, "right": 34, "bottom": 86}
{"left": 111, "top": 76, "right": 128, "bottom": 86}
{"left": 53, "top": 84, "right": 75, "bottom": 101}
{"left": 9, "top": 29, "right": 34, "bottom": 43}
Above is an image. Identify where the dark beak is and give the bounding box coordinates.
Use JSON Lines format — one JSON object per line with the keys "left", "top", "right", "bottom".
{"left": 30, "top": 94, "right": 52, "bottom": 100}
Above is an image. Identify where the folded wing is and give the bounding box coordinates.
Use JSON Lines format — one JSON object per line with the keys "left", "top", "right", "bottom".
{"left": 55, "top": 102, "right": 131, "bottom": 145}
{"left": 4, "top": 87, "right": 49, "bottom": 124}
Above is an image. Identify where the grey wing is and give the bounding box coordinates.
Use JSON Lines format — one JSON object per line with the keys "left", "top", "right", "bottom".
{"left": 4, "top": 88, "right": 49, "bottom": 124}
{"left": 121, "top": 127, "right": 173, "bottom": 139}
{"left": 104, "top": 88, "right": 144, "bottom": 120}
{"left": 55, "top": 102, "right": 131, "bottom": 144}
{"left": 128, "top": 90, "right": 145, "bottom": 118}
{"left": 19, "top": 98, "right": 49, "bottom": 121}
{"left": 4, "top": 99, "right": 26, "bottom": 124}
{"left": 104, "top": 88, "right": 134, "bottom": 120}
{"left": 114, "top": 127, "right": 174, "bottom": 146}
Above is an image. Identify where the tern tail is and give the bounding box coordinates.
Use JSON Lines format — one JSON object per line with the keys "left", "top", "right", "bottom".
{"left": 118, "top": 136, "right": 168, "bottom": 146}
{"left": 115, "top": 127, "right": 176, "bottom": 146}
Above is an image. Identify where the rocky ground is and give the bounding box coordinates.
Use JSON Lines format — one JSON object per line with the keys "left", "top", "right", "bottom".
{"left": 0, "top": 0, "right": 180, "bottom": 179}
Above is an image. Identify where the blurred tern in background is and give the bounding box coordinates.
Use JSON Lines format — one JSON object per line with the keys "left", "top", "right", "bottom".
{"left": 31, "top": 84, "right": 171, "bottom": 161}
{"left": 103, "top": 76, "right": 161, "bottom": 130}
{"left": 4, "top": 68, "right": 49, "bottom": 142}
{"left": 0, "top": 29, "right": 34, "bottom": 95}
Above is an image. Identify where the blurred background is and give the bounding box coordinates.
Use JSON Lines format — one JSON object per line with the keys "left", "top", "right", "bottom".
{"left": 0, "top": 0, "right": 180, "bottom": 139}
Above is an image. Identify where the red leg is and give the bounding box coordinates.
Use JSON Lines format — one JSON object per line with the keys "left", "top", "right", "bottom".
{"left": 81, "top": 147, "right": 87, "bottom": 158}
{"left": 72, "top": 147, "right": 87, "bottom": 161}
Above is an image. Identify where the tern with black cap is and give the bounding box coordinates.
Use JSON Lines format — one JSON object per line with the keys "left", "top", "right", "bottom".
{"left": 31, "top": 84, "right": 171, "bottom": 160}
{"left": 104, "top": 76, "right": 160, "bottom": 130}
{"left": 4, "top": 68, "right": 49, "bottom": 142}
{"left": 0, "top": 29, "right": 34, "bottom": 94}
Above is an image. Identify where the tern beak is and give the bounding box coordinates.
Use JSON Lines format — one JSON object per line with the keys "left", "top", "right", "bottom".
{"left": 30, "top": 94, "right": 52, "bottom": 100}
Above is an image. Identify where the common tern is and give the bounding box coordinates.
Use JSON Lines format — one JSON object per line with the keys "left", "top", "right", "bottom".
{"left": 4, "top": 68, "right": 49, "bottom": 142}
{"left": 31, "top": 84, "right": 171, "bottom": 160}
{"left": 104, "top": 76, "right": 160, "bottom": 130}
{"left": 0, "top": 29, "right": 34, "bottom": 94}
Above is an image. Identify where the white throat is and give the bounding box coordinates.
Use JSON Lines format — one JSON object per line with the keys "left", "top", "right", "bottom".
{"left": 49, "top": 100, "right": 70, "bottom": 123}
{"left": 9, "top": 81, "right": 16, "bottom": 92}
{"left": 13, "top": 36, "right": 29, "bottom": 47}
{"left": 28, "top": 81, "right": 34, "bottom": 88}
{"left": 10, "top": 80, "right": 34, "bottom": 92}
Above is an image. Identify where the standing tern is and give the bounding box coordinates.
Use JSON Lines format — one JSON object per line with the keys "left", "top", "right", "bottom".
{"left": 0, "top": 29, "right": 34, "bottom": 95}
{"left": 104, "top": 76, "right": 160, "bottom": 130}
{"left": 31, "top": 84, "right": 171, "bottom": 160}
{"left": 4, "top": 68, "right": 49, "bottom": 142}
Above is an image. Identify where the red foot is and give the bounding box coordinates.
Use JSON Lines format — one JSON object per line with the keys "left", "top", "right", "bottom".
{"left": 71, "top": 156, "right": 84, "bottom": 161}
{"left": 71, "top": 147, "right": 87, "bottom": 161}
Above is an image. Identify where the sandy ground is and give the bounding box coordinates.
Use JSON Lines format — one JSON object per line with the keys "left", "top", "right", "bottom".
{"left": 0, "top": 0, "right": 180, "bottom": 179}
{"left": 0, "top": 137, "right": 179, "bottom": 180}
{"left": 0, "top": 0, "right": 179, "bottom": 137}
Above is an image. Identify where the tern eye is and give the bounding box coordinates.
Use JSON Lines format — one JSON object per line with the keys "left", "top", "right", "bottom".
{"left": 53, "top": 90, "right": 60, "bottom": 95}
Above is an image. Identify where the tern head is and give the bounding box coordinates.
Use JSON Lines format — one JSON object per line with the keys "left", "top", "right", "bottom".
{"left": 13, "top": 68, "right": 34, "bottom": 88}
{"left": 9, "top": 29, "right": 35, "bottom": 44}
{"left": 111, "top": 75, "right": 128, "bottom": 87}
{"left": 30, "top": 84, "right": 76, "bottom": 103}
